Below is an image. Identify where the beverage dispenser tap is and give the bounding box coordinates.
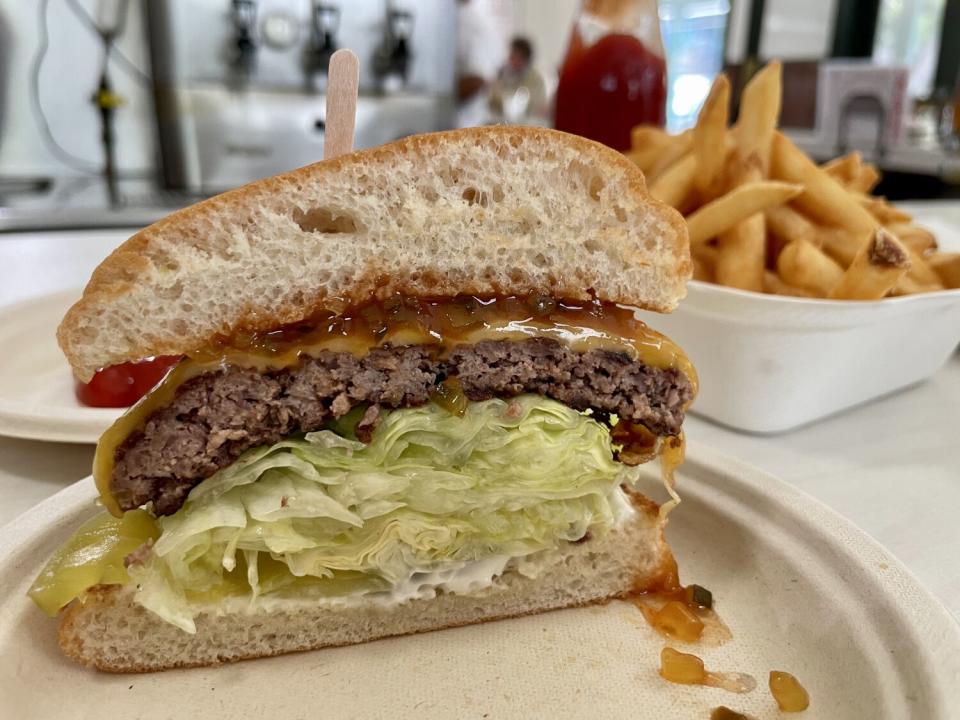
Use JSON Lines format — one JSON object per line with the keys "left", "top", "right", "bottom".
{"left": 91, "top": 0, "right": 132, "bottom": 208}
{"left": 229, "top": 0, "right": 258, "bottom": 79}
{"left": 304, "top": 2, "right": 340, "bottom": 91}
{"left": 372, "top": 8, "right": 414, "bottom": 92}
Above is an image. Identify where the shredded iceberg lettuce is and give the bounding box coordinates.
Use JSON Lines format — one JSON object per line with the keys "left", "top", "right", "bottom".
{"left": 32, "top": 396, "right": 641, "bottom": 632}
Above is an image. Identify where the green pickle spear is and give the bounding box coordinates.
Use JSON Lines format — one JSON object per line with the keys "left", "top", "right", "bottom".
{"left": 29, "top": 509, "right": 159, "bottom": 616}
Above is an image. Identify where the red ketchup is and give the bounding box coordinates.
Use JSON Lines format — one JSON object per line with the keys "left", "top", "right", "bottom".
{"left": 554, "top": 1, "right": 667, "bottom": 151}
{"left": 74, "top": 356, "right": 181, "bottom": 408}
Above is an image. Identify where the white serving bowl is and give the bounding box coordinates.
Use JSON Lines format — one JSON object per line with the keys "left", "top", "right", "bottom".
{"left": 637, "top": 282, "right": 960, "bottom": 433}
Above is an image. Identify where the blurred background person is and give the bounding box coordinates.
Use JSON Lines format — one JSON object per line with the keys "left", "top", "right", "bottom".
{"left": 455, "top": 0, "right": 506, "bottom": 128}
{"left": 489, "top": 36, "right": 548, "bottom": 123}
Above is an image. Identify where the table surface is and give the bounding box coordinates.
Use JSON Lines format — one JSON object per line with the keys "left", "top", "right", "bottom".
{"left": 1, "top": 210, "right": 958, "bottom": 621}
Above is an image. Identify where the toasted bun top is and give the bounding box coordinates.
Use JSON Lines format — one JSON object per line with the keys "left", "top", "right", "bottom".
{"left": 60, "top": 126, "right": 690, "bottom": 380}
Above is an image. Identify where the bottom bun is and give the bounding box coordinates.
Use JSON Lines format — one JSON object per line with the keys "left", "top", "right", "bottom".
{"left": 58, "top": 494, "right": 670, "bottom": 673}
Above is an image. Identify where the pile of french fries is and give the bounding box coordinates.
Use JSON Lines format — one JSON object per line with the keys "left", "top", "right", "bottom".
{"left": 626, "top": 61, "right": 960, "bottom": 299}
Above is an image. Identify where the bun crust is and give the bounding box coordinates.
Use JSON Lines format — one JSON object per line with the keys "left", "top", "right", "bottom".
{"left": 57, "top": 495, "right": 670, "bottom": 673}
{"left": 59, "top": 126, "right": 689, "bottom": 380}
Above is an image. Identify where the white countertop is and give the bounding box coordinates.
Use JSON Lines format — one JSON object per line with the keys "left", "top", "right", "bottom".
{"left": 1, "top": 218, "right": 958, "bottom": 620}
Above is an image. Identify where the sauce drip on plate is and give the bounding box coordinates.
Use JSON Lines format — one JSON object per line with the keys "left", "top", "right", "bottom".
{"left": 710, "top": 707, "right": 757, "bottom": 720}
{"left": 659, "top": 647, "right": 756, "bottom": 693}
{"left": 769, "top": 671, "right": 810, "bottom": 712}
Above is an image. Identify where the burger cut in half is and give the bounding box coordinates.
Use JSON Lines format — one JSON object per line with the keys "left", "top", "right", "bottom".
{"left": 30, "top": 127, "right": 696, "bottom": 672}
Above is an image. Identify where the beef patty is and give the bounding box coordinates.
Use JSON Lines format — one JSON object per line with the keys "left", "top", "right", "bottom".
{"left": 112, "top": 338, "right": 694, "bottom": 515}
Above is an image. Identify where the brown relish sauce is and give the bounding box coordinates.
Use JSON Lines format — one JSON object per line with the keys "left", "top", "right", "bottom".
{"left": 198, "top": 294, "right": 695, "bottom": 379}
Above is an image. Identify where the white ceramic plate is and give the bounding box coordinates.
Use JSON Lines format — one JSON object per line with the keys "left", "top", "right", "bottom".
{"left": 0, "top": 290, "right": 120, "bottom": 443}
{"left": 1, "top": 444, "right": 957, "bottom": 719}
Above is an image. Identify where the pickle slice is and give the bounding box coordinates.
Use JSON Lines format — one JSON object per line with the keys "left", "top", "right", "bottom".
{"left": 28, "top": 509, "right": 159, "bottom": 616}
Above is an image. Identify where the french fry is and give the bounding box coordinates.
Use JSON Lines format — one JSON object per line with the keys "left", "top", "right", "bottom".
{"left": 692, "top": 255, "right": 713, "bottom": 282}
{"left": 770, "top": 132, "right": 877, "bottom": 234}
{"left": 763, "top": 270, "right": 815, "bottom": 297}
{"left": 777, "top": 238, "right": 845, "bottom": 296}
{"left": 716, "top": 215, "right": 765, "bottom": 291}
{"left": 819, "top": 226, "right": 870, "bottom": 267}
{"left": 692, "top": 243, "right": 718, "bottom": 281}
{"left": 850, "top": 163, "right": 881, "bottom": 193}
{"left": 649, "top": 153, "right": 696, "bottom": 209}
{"left": 765, "top": 204, "right": 815, "bottom": 269}
{"left": 929, "top": 252, "right": 960, "bottom": 289}
{"left": 822, "top": 152, "right": 861, "bottom": 185}
{"left": 856, "top": 194, "right": 912, "bottom": 224}
{"left": 631, "top": 125, "right": 671, "bottom": 150}
{"left": 829, "top": 228, "right": 911, "bottom": 300}
{"left": 692, "top": 242, "right": 718, "bottom": 267}
{"left": 693, "top": 74, "right": 730, "bottom": 199}
{"left": 820, "top": 156, "right": 882, "bottom": 193}
{"left": 715, "top": 154, "right": 765, "bottom": 291}
{"left": 890, "top": 277, "right": 943, "bottom": 297}
{"left": 900, "top": 235, "right": 938, "bottom": 257}
{"left": 891, "top": 277, "right": 945, "bottom": 295}
{"left": 685, "top": 180, "right": 802, "bottom": 246}
{"left": 767, "top": 232, "right": 791, "bottom": 268}
{"left": 627, "top": 127, "right": 672, "bottom": 172}
{"left": 627, "top": 60, "right": 947, "bottom": 301}
{"left": 885, "top": 223, "right": 937, "bottom": 255}
{"left": 765, "top": 204, "right": 819, "bottom": 247}
{"left": 904, "top": 246, "right": 946, "bottom": 288}
{"left": 734, "top": 60, "right": 782, "bottom": 173}
{"left": 647, "top": 130, "right": 694, "bottom": 181}
{"left": 624, "top": 147, "right": 659, "bottom": 173}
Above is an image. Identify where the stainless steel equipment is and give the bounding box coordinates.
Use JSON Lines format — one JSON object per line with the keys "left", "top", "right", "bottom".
{"left": 303, "top": 3, "right": 340, "bottom": 91}
{"left": 146, "top": 0, "right": 456, "bottom": 192}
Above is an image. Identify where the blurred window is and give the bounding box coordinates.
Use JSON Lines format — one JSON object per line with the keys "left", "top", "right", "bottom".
{"left": 660, "top": 0, "right": 730, "bottom": 131}
{"left": 873, "top": 0, "right": 947, "bottom": 98}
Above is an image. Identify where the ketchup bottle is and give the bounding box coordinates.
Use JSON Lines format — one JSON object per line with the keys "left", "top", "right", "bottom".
{"left": 554, "top": 0, "right": 667, "bottom": 151}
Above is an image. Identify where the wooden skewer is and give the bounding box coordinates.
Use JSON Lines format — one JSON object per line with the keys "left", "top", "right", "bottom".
{"left": 323, "top": 49, "right": 360, "bottom": 160}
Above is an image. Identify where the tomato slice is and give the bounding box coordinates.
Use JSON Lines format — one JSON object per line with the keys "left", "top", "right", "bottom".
{"left": 74, "top": 356, "right": 181, "bottom": 408}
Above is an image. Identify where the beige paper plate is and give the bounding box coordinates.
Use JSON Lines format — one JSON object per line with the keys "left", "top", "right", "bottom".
{"left": 0, "top": 290, "right": 119, "bottom": 444}
{"left": 1, "top": 444, "right": 957, "bottom": 719}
